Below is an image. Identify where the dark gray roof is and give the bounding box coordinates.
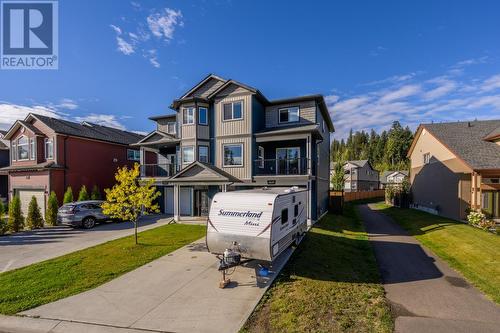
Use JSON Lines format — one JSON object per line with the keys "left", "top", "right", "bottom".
{"left": 0, "top": 130, "right": 7, "bottom": 136}
{"left": 423, "top": 120, "right": 500, "bottom": 170}
{"left": 347, "top": 160, "right": 369, "bottom": 168}
{"left": 33, "top": 114, "right": 144, "bottom": 145}
{"left": 19, "top": 120, "right": 44, "bottom": 135}
{"left": 484, "top": 126, "right": 500, "bottom": 141}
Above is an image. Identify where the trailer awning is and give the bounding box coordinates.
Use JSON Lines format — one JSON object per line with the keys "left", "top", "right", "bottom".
{"left": 167, "top": 161, "right": 242, "bottom": 184}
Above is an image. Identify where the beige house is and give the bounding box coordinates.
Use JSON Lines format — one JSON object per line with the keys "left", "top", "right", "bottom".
{"left": 407, "top": 120, "right": 500, "bottom": 221}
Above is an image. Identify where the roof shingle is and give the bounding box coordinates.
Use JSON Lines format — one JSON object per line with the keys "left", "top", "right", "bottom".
{"left": 423, "top": 120, "right": 500, "bottom": 170}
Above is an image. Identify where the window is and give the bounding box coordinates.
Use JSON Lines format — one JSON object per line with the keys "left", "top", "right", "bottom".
{"left": 29, "top": 138, "right": 35, "bottom": 160}
{"left": 182, "top": 107, "right": 195, "bottom": 124}
{"left": 199, "top": 146, "right": 209, "bottom": 163}
{"left": 423, "top": 153, "right": 430, "bottom": 164}
{"left": 17, "top": 136, "right": 29, "bottom": 160}
{"left": 127, "top": 149, "right": 140, "bottom": 161}
{"left": 281, "top": 208, "right": 288, "bottom": 224}
{"left": 167, "top": 122, "right": 176, "bottom": 134}
{"left": 278, "top": 106, "right": 299, "bottom": 123}
{"left": 223, "top": 144, "right": 243, "bottom": 166}
{"left": 45, "top": 138, "right": 54, "bottom": 159}
{"left": 182, "top": 146, "right": 194, "bottom": 164}
{"left": 294, "top": 204, "right": 299, "bottom": 217}
{"left": 258, "top": 146, "right": 264, "bottom": 168}
{"left": 198, "top": 107, "right": 208, "bottom": 125}
{"left": 222, "top": 101, "right": 243, "bottom": 121}
{"left": 11, "top": 142, "right": 16, "bottom": 161}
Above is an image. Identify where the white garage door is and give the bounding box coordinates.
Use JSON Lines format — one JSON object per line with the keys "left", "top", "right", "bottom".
{"left": 18, "top": 190, "right": 46, "bottom": 218}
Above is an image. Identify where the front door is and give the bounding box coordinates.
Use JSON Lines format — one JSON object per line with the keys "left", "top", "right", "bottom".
{"left": 194, "top": 189, "right": 209, "bottom": 216}
{"left": 276, "top": 147, "right": 300, "bottom": 175}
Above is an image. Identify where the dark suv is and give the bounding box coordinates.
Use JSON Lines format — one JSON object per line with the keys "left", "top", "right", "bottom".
{"left": 57, "top": 200, "right": 111, "bottom": 229}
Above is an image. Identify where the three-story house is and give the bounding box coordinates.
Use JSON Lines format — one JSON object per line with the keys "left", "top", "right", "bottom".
{"left": 135, "top": 74, "right": 334, "bottom": 224}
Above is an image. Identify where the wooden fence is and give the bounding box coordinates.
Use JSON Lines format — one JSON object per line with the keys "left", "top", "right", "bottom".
{"left": 343, "top": 190, "right": 385, "bottom": 202}
{"left": 329, "top": 190, "right": 385, "bottom": 214}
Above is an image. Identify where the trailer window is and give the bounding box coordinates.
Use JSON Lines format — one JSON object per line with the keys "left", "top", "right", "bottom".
{"left": 294, "top": 204, "right": 298, "bottom": 217}
{"left": 281, "top": 208, "right": 288, "bottom": 224}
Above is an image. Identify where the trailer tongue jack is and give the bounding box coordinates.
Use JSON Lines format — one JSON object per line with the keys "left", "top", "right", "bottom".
{"left": 217, "top": 247, "right": 253, "bottom": 288}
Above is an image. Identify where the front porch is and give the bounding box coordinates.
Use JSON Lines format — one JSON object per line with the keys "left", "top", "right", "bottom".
{"left": 471, "top": 171, "right": 500, "bottom": 221}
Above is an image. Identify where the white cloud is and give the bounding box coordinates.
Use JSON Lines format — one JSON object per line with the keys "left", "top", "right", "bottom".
{"left": 379, "top": 84, "right": 421, "bottom": 103}
{"left": 481, "top": 74, "right": 500, "bottom": 92}
{"left": 56, "top": 98, "right": 79, "bottom": 110}
{"left": 74, "top": 114, "right": 126, "bottom": 130}
{"left": 116, "top": 36, "right": 135, "bottom": 55}
{"left": 144, "top": 49, "right": 160, "bottom": 68}
{"left": 326, "top": 67, "right": 500, "bottom": 139}
{"left": 0, "top": 103, "right": 63, "bottom": 130}
{"left": 147, "top": 8, "right": 183, "bottom": 42}
{"left": 422, "top": 78, "right": 457, "bottom": 100}
{"left": 110, "top": 24, "right": 122, "bottom": 35}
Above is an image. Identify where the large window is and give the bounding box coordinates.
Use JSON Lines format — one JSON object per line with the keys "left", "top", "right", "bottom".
{"left": 223, "top": 144, "right": 243, "bottom": 166}
{"left": 182, "top": 146, "right": 195, "bottom": 164}
{"left": 29, "top": 138, "right": 35, "bottom": 160}
{"left": 198, "top": 107, "right": 208, "bottom": 125}
{"left": 281, "top": 208, "right": 288, "bottom": 224}
{"left": 279, "top": 106, "right": 300, "bottom": 123}
{"left": 167, "top": 122, "right": 176, "bottom": 134}
{"left": 45, "top": 138, "right": 54, "bottom": 159}
{"left": 127, "top": 149, "right": 140, "bottom": 161}
{"left": 17, "top": 136, "right": 29, "bottom": 160}
{"left": 222, "top": 101, "right": 243, "bottom": 121}
{"left": 182, "top": 107, "right": 195, "bottom": 124}
{"left": 198, "top": 146, "right": 209, "bottom": 163}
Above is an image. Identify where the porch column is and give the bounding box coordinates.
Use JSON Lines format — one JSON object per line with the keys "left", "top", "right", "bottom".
{"left": 173, "top": 184, "right": 180, "bottom": 222}
{"left": 306, "top": 135, "right": 311, "bottom": 174}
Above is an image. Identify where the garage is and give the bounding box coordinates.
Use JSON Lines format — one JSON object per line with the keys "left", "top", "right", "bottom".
{"left": 17, "top": 189, "right": 46, "bottom": 218}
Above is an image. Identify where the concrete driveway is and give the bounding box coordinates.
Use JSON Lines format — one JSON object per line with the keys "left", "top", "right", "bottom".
{"left": 17, "top": 240, "right": 292, "bottom": 333}
{"left": 359, "top": 204, "right": 500, "bottom": 333}
{"left": 0, "top": 216, "right": 172, "bottom": 272}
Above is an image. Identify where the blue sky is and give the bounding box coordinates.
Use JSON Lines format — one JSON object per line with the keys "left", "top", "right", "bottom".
{"left": 1, "top": 0, "right": 500, "bottom": 138}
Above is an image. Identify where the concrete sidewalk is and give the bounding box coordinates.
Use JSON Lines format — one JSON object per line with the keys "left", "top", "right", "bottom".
{"left": 9, "top": 240, "right": 292, "bottom": 333}
{"left": 0, "top": 215, "right": 173, "bottom": 273}
{"left": 359, "top": 204, "right": 500, "bottom": 333}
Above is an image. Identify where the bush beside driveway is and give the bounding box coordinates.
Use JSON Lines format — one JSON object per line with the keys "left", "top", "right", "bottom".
{"left": 0, "top": 223, "right": 205, "bottom": 315}
{"left": 373, "top": 202, "right": 500, "bottom": 304}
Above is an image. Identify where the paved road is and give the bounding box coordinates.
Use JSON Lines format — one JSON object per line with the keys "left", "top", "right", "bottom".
{"left": 359, "top": 204, "right": 500, "bottom": 333}
{"left": 15, "top": 240, "right": 293, "bottom": 333}
{"left": 0, "top": 216, "right": 172, "bottom": 272}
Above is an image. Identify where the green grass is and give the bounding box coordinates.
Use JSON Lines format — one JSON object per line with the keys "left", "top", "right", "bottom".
{"left": 372, "top": 202, "right": 500, "bottom": 304}
{"left": 241, "top": 204, "right": 393, "bottom": 333}
{"left": 0, "top": 223, "right": 205, "bottom": 315}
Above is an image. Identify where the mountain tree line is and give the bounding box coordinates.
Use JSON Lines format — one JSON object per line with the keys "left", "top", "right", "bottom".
{"left": 331, "top": 121, "right": 414, "bottom": 172}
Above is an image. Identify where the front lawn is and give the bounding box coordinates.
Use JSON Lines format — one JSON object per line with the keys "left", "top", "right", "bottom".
{"left": 373, "top": 203, "right": 500, "bottom": 304}
{"left": 241, "top": 204, "right": 393, "bottom": 333}
{"left": 0, "top": 223, "right": 205, "bottom": 315}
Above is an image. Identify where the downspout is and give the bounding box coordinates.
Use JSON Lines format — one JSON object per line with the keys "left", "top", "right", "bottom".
{"left": 63, "top": 136, "right": 68, "bottom": 191}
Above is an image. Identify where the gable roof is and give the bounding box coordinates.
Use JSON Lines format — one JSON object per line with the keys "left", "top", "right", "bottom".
{"left": 347, "top": 160, "right": 369, "bottom": 168}
{"left": 484, "top": 126, "right": 500, "bottom": 141}
{"left": 380, "top": 170, "right": 408, "bottom": 183}
{"left": 180, "top": 74, "right": 226, "bottom": 99}
{"left": 6, "top": 114, "right": 144, "bottom": 145}
{"left": 168, "top": 161, "right": 241, "bottom": 183}
{"left": 132, "top": 130, "right": 179, "bottom": 146}
{"left": 408, "top": 120, "right": 500, "bottom": 170}
{"left": 0, "top": 130, "right": 7, "bottom": 137}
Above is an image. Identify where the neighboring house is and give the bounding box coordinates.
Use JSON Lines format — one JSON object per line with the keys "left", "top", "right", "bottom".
{"left": 408, "top": 120, "right": 500, "bottom": 221}
{"left": 0, "top": 130, "right": 10, "bottom": 203}
{"left": 134, "top": 74, "right": 334, "bottom": 224}
{"left": 342, "top": 160, "right": 379, "bottom": 192}
{"left": 380, "top": 170, "right": 408, "bottom": 188}
{"left": 1, "top": 114, "right": 144, "bottom": 216}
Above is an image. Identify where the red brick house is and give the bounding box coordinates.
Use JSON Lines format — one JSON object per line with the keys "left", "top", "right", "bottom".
{"left": 1, "top": 114, "right": 144, "bottom": 216}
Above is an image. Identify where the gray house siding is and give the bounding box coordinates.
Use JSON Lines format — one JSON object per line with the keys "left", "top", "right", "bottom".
{"left": 265, "top": 100, "right": 316, "bottom": 129}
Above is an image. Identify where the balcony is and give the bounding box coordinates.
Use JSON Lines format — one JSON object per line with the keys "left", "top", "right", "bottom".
{"left": 140, "top": 163, "right": 177, "bottom": 178}
{"left": 254, "top": 158, "right": 309, "bottom": 176}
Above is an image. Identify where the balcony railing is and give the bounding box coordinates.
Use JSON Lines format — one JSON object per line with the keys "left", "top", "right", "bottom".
{"left": 254, "top": 158, "right": 309, "bottom": 176}
{"left": 140, "top": 163, "right": 176, "bottom": 178}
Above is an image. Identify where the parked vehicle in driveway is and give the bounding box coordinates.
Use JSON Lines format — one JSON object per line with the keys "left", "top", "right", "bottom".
{"left": 57, "top": 200, "right": 111, "bottom": 229}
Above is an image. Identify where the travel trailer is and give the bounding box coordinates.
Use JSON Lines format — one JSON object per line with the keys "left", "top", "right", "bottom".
{"left": 207, "top": 187, "right": 308, "bottom": 262}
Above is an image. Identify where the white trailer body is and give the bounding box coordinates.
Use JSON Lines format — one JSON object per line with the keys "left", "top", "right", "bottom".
{"left": 207, "top": 187, "right": 308, "bottom": 262}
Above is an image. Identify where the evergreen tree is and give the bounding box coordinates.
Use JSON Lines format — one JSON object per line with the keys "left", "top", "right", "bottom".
{"left": 78, "top": 185, "right": 89, "bottom": 201}
{"left": 63, "top": 187, "right": 74, "bottom": 204}
{"left": 26, "top": 196, "right": 44, "bottom": 230}
{"left": 91, "top": 185, "right": 101, "bottom": 200}
{"left": 45, "top": 191, "right": 59, "bottom": 226}
{"left": 8, "top": 195, "right": 24, "bottom": 232}
{"left": 0, "top": 201, "right": 7, "bottom": 235}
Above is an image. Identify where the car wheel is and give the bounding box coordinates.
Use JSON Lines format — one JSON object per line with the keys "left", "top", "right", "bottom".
{"left": 82, "top": 217, "right": 96, "bottom": 229}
